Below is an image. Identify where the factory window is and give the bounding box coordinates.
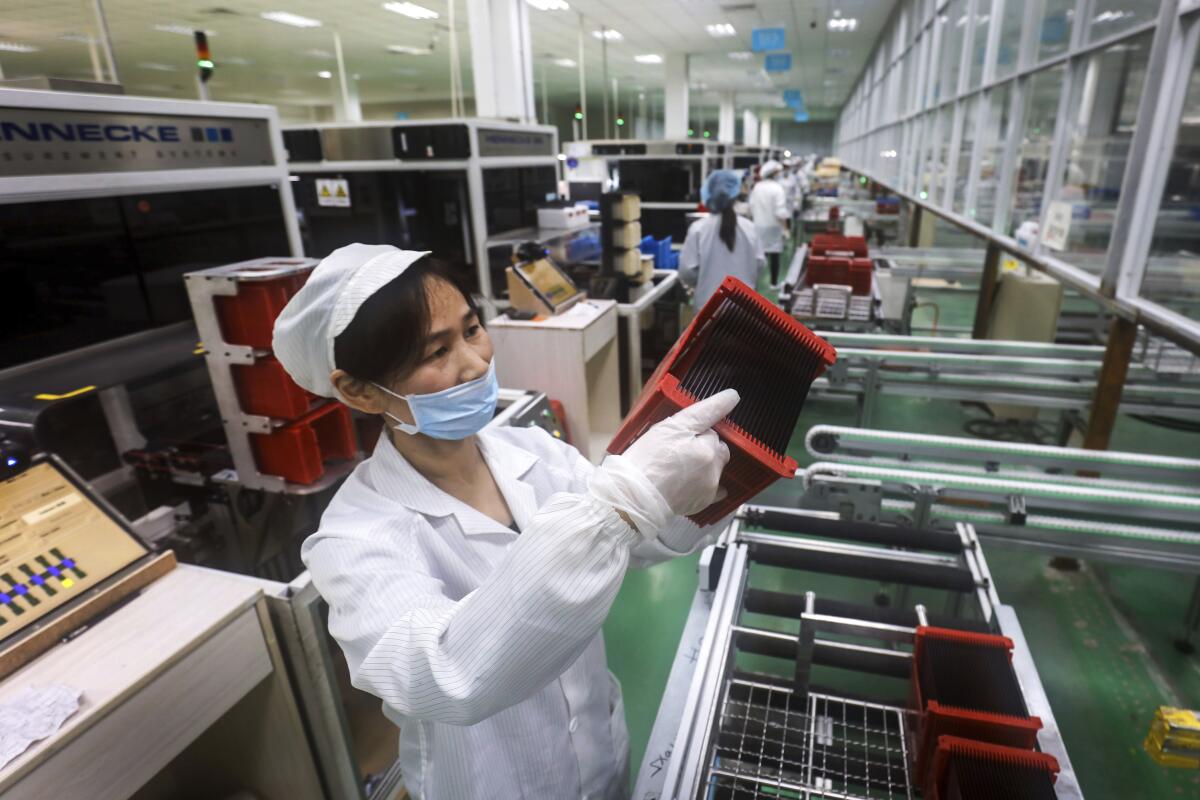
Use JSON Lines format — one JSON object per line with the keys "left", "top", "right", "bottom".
{"left": 935, "top": 0, "right": 968, "bottom": 102}
{"left": 1009, "top": 64, "right": 1067, "bottom": 233}
{"left": 967, "top": 4, "right": 992, "bottom": 91}
{"left": 995, "top": 0, "right": 1025, "bottom": 80}
{"left": 1046, "top": 32, "right": 1153, "bottom": 267}
{"left": 1038, "top": 0, "right": 1075, "bottom": 63}
{"left": 974, "top": 82, "right": 1014, "bottom": 228}
{"left": 1087, "top": 0, "right": 1163, "bottom": 45}
{"left": 953, "top": 95, "right": 978, "bottom": 214}
{"left": 1144, "top": 34, "right": 1200, "bottom": 321}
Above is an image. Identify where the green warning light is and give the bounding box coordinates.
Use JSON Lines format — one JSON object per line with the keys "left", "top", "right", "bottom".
{"left": 197, "top": 59, "right": 214, "bottom": 69}
{"left": 859, "top": 176, "right": 867, "bottom": 185}
{"left": 687, "top": 128, "right": 695, "bottom": 136}
{"left": 919, "top": 191, "right": 928, "bottom": 200}
{"left": 574, "top": 111, "right": 584, "bottom": 120}
{"left": 616, "top": 117, "right": 625, "bottom": 126}
{"left": 703, "top": 130, "right": 711, "bottom": 138}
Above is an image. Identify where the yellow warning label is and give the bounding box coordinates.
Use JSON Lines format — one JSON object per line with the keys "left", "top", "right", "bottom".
{"left": 336, "top": 185, "right": 347, "bottom": 198}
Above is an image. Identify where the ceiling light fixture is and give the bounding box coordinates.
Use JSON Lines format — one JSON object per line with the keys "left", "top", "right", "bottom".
{"left": 728, "top": 51, "right": 753, "bottom": 60}
{"left": 260, "top": 11, "right": 323, "bottom": 28}
{"left": 0, "top": 41, "right": 40, "bottom": 53}
{"left": 554, "top": 57, "right": 578, "bottom": 67}
{"left": 305, "top": 48, "right": 334, "bottom": 58}
{"left": 526, "top": 0, "right": 570, "bottom": 10}
{"left": 387, "top": 44, "right": 434, "bottom": 55}
{"left": 317, "top": 70, "right": 333, "bottom": 78}
{"left": 592, "top": 28, "right": 623, "bottom": 40}
{"left": 635, "top": 54, "right": 663, "bottom": 64}
{"left": 828, "top": 17, "right": 857, "bottom": 31}
{"left": 60, "top": 32, "right": 91, "bottom": 43}
{"left": 155, "top": 23, "right": 216, "bottom": 36}
{"left": 706, "top": 23, "right": 737, "bottom": 38}
{"left": 383, "top": 2, "right": 439, "bottom": 20}
{"left": 138, "top": 62, "right": 178, "bottom": 71}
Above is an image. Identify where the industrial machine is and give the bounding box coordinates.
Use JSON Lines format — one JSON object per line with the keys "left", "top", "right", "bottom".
{"left": 283, "top": 119, "right": 574, "bottom": 306}
{"left": 563, "top": 139, "right": 727, "bottom": 241}
{"left": 782, "top": 233, "right": 884, "bottom": 329}
{"left": 638, "top": 505, "right": 1080, "bottom": 799}
{"left": 729, "top": 144, "right": 783, "bottom": 170}
{"left": 0, "top": 87, "right": 301, "bottom": 553}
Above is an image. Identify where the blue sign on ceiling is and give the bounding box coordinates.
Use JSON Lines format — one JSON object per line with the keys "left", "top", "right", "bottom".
{"left": 765, "top": 53, "right": 792, "bottom": 72}
{"left": 751, "top": 28, "right": 786, "bottom": 52}
{"left": 794, "top": 110, "right": 810, "bottom": 123}
{"left": 783, "top": 89, "right": 803, "bottom": 108}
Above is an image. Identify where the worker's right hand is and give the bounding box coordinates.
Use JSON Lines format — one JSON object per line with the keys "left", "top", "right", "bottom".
{"left": 590, "top": 389, "right": 739, "bottom": 540}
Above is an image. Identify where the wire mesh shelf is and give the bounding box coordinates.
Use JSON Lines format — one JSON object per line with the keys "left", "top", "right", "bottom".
{"left": 703, "top": 679, "right": 914, "bottom": 800}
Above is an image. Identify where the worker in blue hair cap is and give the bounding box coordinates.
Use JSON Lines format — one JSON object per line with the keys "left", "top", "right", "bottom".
{"left": 679, "top": 170, "right": 765, "bottom": 307}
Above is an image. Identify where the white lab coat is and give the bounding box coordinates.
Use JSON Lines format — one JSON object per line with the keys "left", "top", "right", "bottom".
{"left": 302, "top": 425, "right": 717, "bottom": 800}
{"left": 749, "top": 178, "right": 789, "bottom": 253}
{"left": 679, "top": 213, "right": 765, "bottom": 308}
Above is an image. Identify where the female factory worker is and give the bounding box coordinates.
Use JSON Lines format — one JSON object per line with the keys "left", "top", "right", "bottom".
{"left": 749, "top": 159, "right": 791, "bottom": 287}
{"left": 679, "top": 170, "right": 765, "bottom": 308}
{"left": 272, "top": 243, "right": 738, "bottom": 800}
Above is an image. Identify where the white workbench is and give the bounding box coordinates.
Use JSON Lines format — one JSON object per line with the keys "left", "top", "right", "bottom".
{"left": 0, "top": 564, "right": 323, "bottom": 800}
{"left": 489, "top": 298, "right": 621, "bottom": 462}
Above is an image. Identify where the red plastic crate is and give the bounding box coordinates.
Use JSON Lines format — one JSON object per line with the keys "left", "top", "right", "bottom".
{"left": 925, "top": 736, "right": 1059, "bottom": 800}
{"left": 911, "top": 627, "right": 1043, "bottom": 783}
{"left": 810, "top": 232, "right": 868, "bottom": 257}
{"left": 215, "top": 274, "right": 307, "bottom": 348}
{"left": 608, "top": 276, "right": 836, "bottom": 526}
{"left": 251, "top": 402, "right": 357, "bottom": 485}
{"left": 233, "top": 355, "right": 315, "bottom": 419}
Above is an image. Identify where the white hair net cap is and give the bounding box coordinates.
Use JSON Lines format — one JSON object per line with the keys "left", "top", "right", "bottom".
{"left": 761, "top": 160, "right": 783, "bottom": 178}
{"left": 272, "top": 243, "right": 431, "bottom": 398}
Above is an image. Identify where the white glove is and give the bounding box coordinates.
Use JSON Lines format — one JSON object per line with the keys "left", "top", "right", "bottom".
{"left": 590, "top": 389, "right": 739, "bottom": 540}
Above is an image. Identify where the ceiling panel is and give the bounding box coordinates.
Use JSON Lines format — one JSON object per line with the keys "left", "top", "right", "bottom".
{"left": 0, "top": 0, "right": 896, "bottom": 122}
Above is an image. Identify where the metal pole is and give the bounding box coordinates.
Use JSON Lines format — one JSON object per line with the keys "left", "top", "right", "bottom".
{"left": 578, "top": 14, "right": 588, "bottom": 139}
{"left": 601, "top": 29, "right": 610, "bottom": 136}
{"left": 196, "top": 74, "right": 210, "bottom": 101}
{"left": 448, "top": 0, "right": 460, "bottom": 116}
{"left": 87, "top": 36, "right": 103, "bottom": 82}
{"left": 541, "top": 63, "right": 549, "bottom": 125}
{"left": 91, "top": 0, "right": 119, "bottom": 84}
{"left": 332, "top": 30, "right": 352, "bottom": 121}
{"left": 971, "top": 242, "right": 1002, "bottom": 339}
{"left": 908, "top": 203, "right": 923, "bottom": 247}
{"left": 1082, "top": 316, "right": 1138, "bottom": 450}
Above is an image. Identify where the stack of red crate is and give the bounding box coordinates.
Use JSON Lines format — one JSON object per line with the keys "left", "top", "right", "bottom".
{"left": 215, "top": 270, "right": 357, "bottom": 485}
{"left": 806, "top": 233, "right": 873, "bottom": 294}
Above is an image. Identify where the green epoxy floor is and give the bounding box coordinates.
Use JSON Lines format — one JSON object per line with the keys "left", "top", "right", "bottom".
{"left": 602, "top": 257, "right": 1200, "bottom": 798}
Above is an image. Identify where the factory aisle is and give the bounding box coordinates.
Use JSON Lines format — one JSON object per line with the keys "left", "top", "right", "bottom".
{"left": 602, "top": 280, "right": 1200, "bottom": 799}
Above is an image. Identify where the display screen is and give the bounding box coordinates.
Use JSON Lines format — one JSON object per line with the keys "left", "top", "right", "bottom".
{"left": 0, "top": 461, "right": 147, "bottom": 642}
{"left": 516, "top": 258, "right": 580, "bottom": 307}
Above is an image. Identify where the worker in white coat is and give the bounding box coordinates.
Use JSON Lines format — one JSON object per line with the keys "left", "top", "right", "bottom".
{"left": 272, "top": 243, "right": 739, "bottom": 800}
{"left": 750, "top": 159, "right": 791, "bottom": 287}
{"left": 679, "top": 169, "right": 765, "bottom": 308}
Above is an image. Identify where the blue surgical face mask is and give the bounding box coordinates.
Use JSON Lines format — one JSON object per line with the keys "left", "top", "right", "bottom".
{"left": 375, "top": 359, "right": 499, "bottom": 440}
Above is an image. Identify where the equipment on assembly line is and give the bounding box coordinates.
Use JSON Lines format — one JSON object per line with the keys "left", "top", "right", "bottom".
{"left": 0, "top": 88, "right": 302, "bottom": 549}
{"left": 783, "top": 233, "right": 881, "bottom": 327}
{"left": 562, "top": 139, "right": 727, "bottom": 242}
{"left": 806, "top": 332, "right": 1200, "bottom": 431}
{"left": 284, "top": 119, "right": 571, "bottom": 307}
{"left": 609, "top": 277, "right": 837, "bottom": 524}
{"left": 800, "top": 424, "right": 1200, "bottom": 643}
{"left": 637, "top": 505, "right": 1081, "bottom": 799}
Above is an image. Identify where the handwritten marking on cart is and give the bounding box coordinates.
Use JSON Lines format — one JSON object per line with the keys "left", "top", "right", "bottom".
{"left": 648, "top": 744, "right": 673, "bottom": 777}
{"left": 316, "top": 178, "right": 351, "bottom": 208}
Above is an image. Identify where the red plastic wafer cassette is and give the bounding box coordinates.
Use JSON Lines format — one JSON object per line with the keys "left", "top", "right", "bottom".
{"left": 608, "top": 276, "right": 836, "bottom": 526}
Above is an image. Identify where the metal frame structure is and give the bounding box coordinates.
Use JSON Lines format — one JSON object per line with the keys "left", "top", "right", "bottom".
{"left": 0, "top": 87, "right": 302, "bottom": 255}
{"left": 833, "top": 0, "right": 1200, "bottom": 357}
{"left": 652, "top": 506, "right": 1081, "bottom": 799}
{"left": 284, "top": 118, "right": 560, "bottom": 307}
